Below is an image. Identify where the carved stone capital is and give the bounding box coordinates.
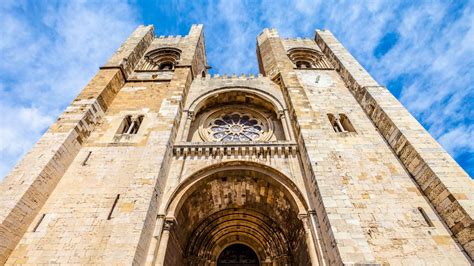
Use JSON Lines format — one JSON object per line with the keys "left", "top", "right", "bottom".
{"left": 187, "top": 111, "right": 194, "bottom": 120}
{"left": 163, "top": 218, "right": 176, "bottom": 231}
{"left": 298, "top": 213, "right": 309, "bottom": 221}
{"left": 278, "top": 110, "right": 285, "bottom": 119}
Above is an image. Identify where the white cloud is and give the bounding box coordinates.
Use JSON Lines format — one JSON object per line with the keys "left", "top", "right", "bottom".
{"left": 0, "top": 104, "right": 53, "bottom": 155}
{"left": 438, "top": 125, "right": 474, "bottom": 155}
{"left": 181, "top": 0, "right": 261, "bottom": 75}
{"left": 1, "top": 1, "right": 472, "bottom": 178}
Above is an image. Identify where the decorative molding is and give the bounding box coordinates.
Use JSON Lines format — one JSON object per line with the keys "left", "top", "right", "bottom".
{"left": 198, "top": 106, "right": 273, "bottom": 142}
{"left": 173, "top": 141, "right": 298, "bottom": 157}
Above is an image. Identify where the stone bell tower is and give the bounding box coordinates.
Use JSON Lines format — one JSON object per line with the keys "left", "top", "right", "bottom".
{"left": 0, "top": 23, "right": 473, "bottom": 265}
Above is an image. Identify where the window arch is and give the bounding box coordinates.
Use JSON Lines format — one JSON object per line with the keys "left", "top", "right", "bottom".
{"left": 185, "top": 90, "right": 288, "bottom": 142}
{"left": 158, "top": 61, "right": 174, "bottom": 70}
{"left": 295, "top": 60, "right": 312, "bottom": 69}
{"left": 136, "top": 47, "right": 181, "bottom": 71}
{"left": 287, "top": 47, "right": 332, "bottom": 69}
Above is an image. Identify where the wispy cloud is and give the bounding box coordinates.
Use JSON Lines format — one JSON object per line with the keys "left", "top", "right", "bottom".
{"left": 175, "top": 0, "right": 262, "bottom": 75}
{"left": 1, "top": 0, "right": 472, "bottom": 178}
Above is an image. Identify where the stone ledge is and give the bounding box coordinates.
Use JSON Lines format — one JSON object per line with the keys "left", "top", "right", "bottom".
{"left": 173, "top": 141, "right": 298, "bottom": 157}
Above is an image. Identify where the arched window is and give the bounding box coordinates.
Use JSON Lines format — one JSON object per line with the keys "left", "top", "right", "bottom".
{"left": 287, "top": 47, "right": 332, "bottom": 69}
{"left": 327, "top": 113, "right": 356, "bottom": 133}
{"left": 295, "top": 60, "right": 312, "bottom": 69}
{"left": 185, "top": 91, "right": 287, "bottom": 142}
{"left": 116, "top": 115, "right": 144, "bottom": 135}
{"left": 136, "top": 47, "right": 181, "bottom": 71}
{"left": 158, "top": 61, "right": 174, "bottom": 70}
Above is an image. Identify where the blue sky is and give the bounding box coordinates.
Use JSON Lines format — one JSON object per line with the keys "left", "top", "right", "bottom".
{"left": 0, "top": 0, "right": 473, "bottom": 179}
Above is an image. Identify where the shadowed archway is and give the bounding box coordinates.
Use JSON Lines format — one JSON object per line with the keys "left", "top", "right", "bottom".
{"left": 217, "top": 244, "right": 259, "bottom": 266}
{"left": 156, "top": 162, "right": 316, "bottom": 265}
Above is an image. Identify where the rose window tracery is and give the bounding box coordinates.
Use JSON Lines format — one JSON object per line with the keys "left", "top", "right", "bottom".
{"left": 199, "top": 108, "right": 272, "bottom": 142}
{"left": 210, "top": 113, "right": 264, "bottom": 141}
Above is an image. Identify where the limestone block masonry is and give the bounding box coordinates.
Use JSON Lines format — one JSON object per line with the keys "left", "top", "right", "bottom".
{"left": 0, "top": 23, "right": 472, "bottom": 265}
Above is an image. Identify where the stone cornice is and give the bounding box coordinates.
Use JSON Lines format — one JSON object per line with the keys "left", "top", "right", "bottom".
{"left": 173, "top": 141, "right": 298, "bottom": 157}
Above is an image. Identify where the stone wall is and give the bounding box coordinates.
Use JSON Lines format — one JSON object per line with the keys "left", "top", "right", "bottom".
{"left": 257, "top": 28, "right": 472, "bottom": 265}
{"left": 1, "top": 24, "right": 205, "bottom": 265}
{"left": 102, "top": 25, "right": 155, "bottom": 78}
{"left": 1, "top": 22, "right": 472, "bottom": 266}
{"left": 316, "top": 29, "right": 474, "bottom": 261}
{"left": 0, "top": 67, "right": 125, "bottom": 264}
{"left": 152, "top": 72, "right": 322, "bottom": 264}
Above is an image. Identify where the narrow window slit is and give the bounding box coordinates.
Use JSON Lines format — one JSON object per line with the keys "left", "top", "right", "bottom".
{"left": 339, "top": 114, "right": 356, "bottom": 132}
{"left": 82, "top": 151, "right": 92, "bottom": 166}
{"left": 327, "top": 113, "right": 343, "bottom": 132}
{"left": 418, "top": 207, "right": 434, "bottom": 227}
{"left": 129, "top": 115, "right": 144, "bottom": 134}
{"left": 117, "top": 115, "right": 132, "bottom": 134}
{"left": 107, "top": 194, "right": 120, "bottom": 220}
{"left": 117, "top": 115, "right": 144, "bottom": 135}
{"left": 33, "top": 213, "right": 46, "bottom": 232}
{"left": 327, "top": 113, "right": 356, "bottom": 133}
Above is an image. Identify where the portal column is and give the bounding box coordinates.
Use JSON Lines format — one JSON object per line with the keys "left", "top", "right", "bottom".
{"left": 154, "top": 218, "right": 175, "bottom": 266}
{"left": 300, "top": 213, "right": 320, "bottom": 266}
{"left": 146, "top": 214, "right": 165, "bottom": 265}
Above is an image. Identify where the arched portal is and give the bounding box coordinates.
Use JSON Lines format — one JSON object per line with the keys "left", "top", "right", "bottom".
{"left": 217, "top": 244, "right": 259, "bottom": 266}
{"left": 156, "top": 162, "right": 316, "bottom": 266}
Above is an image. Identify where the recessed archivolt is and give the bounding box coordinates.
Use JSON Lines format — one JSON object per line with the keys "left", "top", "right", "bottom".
{"left": 187, "top": 86, "right": 286, "bottom": 119}
{"left": 159, "top": 161, "right": 312, "bottom": 265}
{"left": 287, "top": 47, "right": 332, "bottom": 69}
{"left": 188, "top": 209, "right": 288, "bottom": 262}
{"left": 162, "top": 161, "right": 308, "bottom": 215}
{"left": 135, "top": 47, "right": 182, "bottom": 71}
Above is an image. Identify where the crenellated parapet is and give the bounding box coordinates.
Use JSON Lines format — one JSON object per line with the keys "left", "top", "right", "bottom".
{"left": 200, "top": 73, "right": 264, "bottom": 80}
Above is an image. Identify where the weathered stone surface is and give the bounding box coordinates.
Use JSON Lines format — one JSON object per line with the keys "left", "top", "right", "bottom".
{"left": 102, "top": 25, "right": 155, "bottom": 78}
{"left": 0, "top": 23, "right": 472, "bottom": 266}
{"left": 256, "top": 28, "right": 472, "bottom": 265}
{"left": 316, "top": 29, "right": 474, "bottom": 261}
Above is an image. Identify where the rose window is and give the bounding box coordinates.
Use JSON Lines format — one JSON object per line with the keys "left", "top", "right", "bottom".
{"left": 200, "top": 109, "right": 272, "bottom": 142}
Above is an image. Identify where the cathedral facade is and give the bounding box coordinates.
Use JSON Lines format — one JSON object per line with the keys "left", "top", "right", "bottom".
{"left": 0, "top": 24, "right": 473, "bottom": 265}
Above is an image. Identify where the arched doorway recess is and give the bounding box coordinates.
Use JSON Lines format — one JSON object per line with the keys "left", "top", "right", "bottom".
{"left": 155, "top": 162, "right": 317, "bottom": 265}
{"left": 217, "top": 244, "right": 259, "bottom": 266}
